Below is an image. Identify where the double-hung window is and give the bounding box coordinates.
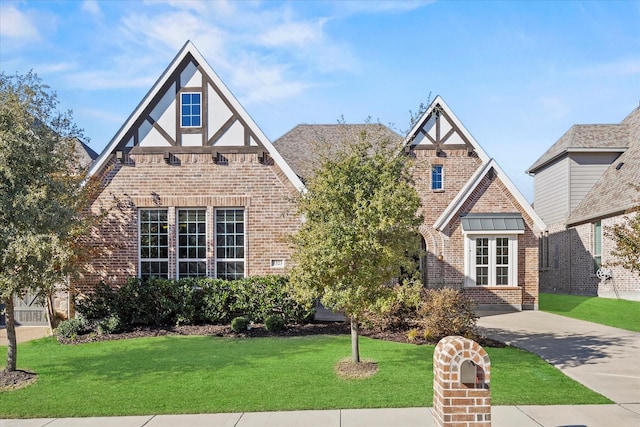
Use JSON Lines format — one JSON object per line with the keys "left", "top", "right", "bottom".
{"left": 181, "top": 92, "right": 201, "bottom": 127}
{"left": 177, "top": 209, "right": 207, "bottom": 278}
{"left": 215, "top": 209, "right": 245, "bottom": 280}
{"left": 139, "top": 209, "right": 169, "bottom": 279}
{"left": 467, "top": 235, "right": 517, "bottom": 286}
{"left": 461, "top": 213, "right": 524, "bottom": 287}
{"left": 432, "top": 164, "right": 443, "bottom": 191}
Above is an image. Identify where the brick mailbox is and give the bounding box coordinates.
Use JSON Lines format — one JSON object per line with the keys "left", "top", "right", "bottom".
{"left": 433, "top": 336, "right": 491, "bottom": 426}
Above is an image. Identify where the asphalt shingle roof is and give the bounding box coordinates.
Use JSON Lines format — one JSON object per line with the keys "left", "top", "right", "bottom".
{"left": 567, "top": 107, "right": 640, "bottom": 225}
{"left": 273, "top": 124, "right": 402, "bottom": 181}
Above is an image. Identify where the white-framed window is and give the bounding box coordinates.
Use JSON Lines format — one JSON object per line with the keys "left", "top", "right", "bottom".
{"left": 465, "top": 234, "right": 518, "bottom": 286}
{"left": 215, "top": 208, "right": 245, "bottom": 280}
{"left": 539, "top": 231, "right": 549, "bottom": 270}
{"left": 177, "top": 209, "right": 207, "bottom": 278}
{"left": 180, "top": 92, "right": 201, "bottom": 127}
{"left": 593, "top": 220, "right": 602, "bottom": 273}
{"left": 432, "top": 164, "right": 443, "bottom": 191}
{"left": 139, "top": 209, "right": 169, "bottom": 279}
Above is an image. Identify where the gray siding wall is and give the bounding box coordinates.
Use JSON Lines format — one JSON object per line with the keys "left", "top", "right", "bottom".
{"left": 533, "top": 157, "right": 569, "bottom": 224}
{"left": 568, "top": 152, "right": 619, "bottom": 213}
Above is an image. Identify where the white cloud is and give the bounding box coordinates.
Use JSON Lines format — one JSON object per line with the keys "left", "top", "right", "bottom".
{"left": 82, "top": 0, "right": 101, "bottom": 16}
{"left": 259, "top": 19, "right": 326, "bottom": 48}
{"left": 0, "top": 6, "right": 40, "bottom": 41}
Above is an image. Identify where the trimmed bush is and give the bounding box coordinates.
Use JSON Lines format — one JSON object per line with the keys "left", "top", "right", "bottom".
{"left": 55, "top": 318, "right": 87, "bottom": 339}
{"left": 264, "top": 315, "right": 285, "bottom": 332}
{"left": 75, "top": 275, "right": 315, "bottom": 330}
{"left": 96, "top": 315, "right": 124, "bottom": 335}
{"left": 231, "top": 316, "right": 249, "bottom": 332}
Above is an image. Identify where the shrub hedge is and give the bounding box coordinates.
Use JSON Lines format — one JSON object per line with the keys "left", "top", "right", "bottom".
{"left": 75, "top": 276, "right": 314, "bottom": 331}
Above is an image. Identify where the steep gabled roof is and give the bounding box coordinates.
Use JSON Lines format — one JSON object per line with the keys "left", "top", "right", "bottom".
{"left": 567, "top": 107, "right": 640, "bottom": 225}
{"left": 406, "top": 96, "right": 545, "bottom": 233}
{"left": 526, "top": 114, "right": 633, "bottom": 174}
{"left": 273, "top": 123, "right": 402, "bottom": 181}
{"left": 88, "top": 40, "right": 304, "bottom": 192}
{"left": 433, "top": 159, "right": 546, "bottom": 233}
{"left": 404, "top": 95, "right": 490, "bottom": 163}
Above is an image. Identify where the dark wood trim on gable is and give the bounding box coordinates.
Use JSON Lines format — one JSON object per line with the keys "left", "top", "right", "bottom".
{"left": 413, "top": 104, "right": 475, "bottom": 154}
{"left": 208, "top": 115, "right": 238, "bottom": 145}
{"left": 146, "top": 115, "right": 176, "bottom": 146}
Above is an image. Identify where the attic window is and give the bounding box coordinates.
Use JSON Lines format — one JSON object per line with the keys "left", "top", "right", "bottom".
{"left": 181, "top": 92, "right": 201, "bottom": 127}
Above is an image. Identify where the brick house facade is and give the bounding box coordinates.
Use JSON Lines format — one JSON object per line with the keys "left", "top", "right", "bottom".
{"left": 59, "top": 42, "right": 544, "bottom": 317}
{"left": 275, "top": 98, "right": 545, "bottom": 310}
{"left": 74, "top": 41, "right": 303, "bottom": 296}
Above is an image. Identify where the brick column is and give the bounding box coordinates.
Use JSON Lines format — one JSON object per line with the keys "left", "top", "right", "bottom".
{"left": 433, "top": 336, "right": 491, "bottom": 426}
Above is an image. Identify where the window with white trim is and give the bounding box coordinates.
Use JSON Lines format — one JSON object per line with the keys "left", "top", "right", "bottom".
{"left": 139, "top": 209, "right": 169, "bottom": 279}
{"left": 593, "top": 220, "right": 602, "bottom": 273}
{"left": 215, "top": 209, "right": 245, "bottom": 280}
{"left": 180, "top": 92, "right": 201, "bottom": 127}
{"left": 465, "top": 235, "right": 518, "bottom": 286}
{"left": 177, "top": 209, "right": 207, "bottom": 278}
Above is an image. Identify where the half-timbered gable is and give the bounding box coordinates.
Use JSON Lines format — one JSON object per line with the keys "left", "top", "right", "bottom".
{"left": 79, "top": 41, "right": 303, "bottom": 291}
{"left": 406, "top": 96, "right": 544, "bottom": 310}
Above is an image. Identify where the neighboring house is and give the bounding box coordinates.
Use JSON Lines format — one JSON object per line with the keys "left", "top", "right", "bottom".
{"left": 275, "top": 97, "right": 545, "bottom": 310}
{"left": 72, "top": 41, "right": 304, "bottom": 300}
{"left": 527, "top": 107, "right": 640, "bottom": 301}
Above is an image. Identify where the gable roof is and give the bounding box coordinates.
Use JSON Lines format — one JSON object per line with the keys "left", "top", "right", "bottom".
{"left": 404, "top": 95, "right": 490, "bottom": 163}
{"left": 567, "top": 107, "right": 640, "bottom": 226}
{"left": 88, "top": 40, "right": 304, "bottom": 192}
{"left": 407, "top": 96, "right": 545, "bottom": 233}
{"left": 273, "top": 123, "right": 402, "bottom": 181}
{"left": 526, "top": 112, "right": 634, "bottom": 174}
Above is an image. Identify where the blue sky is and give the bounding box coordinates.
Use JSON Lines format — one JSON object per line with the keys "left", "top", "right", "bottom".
{"left": 1, "top": 1, "right": 639, "bottom": 201}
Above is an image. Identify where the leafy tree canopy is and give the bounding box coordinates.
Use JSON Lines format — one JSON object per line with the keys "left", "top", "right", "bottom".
{"left": 289, "top": 126, "right": 423, "bottom": 362}
{"left": 0, "top": 71, "right": 95, "bottom": 371}
{"left": 605, "top": 185, "right": 640, "bottom": 275}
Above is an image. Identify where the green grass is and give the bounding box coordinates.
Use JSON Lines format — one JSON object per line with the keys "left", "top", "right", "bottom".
{"left": 0, "top": 334, "right": 609, "bottom": 417}
{"left": 540, "top": 293, "right": 640, "bottom": 332}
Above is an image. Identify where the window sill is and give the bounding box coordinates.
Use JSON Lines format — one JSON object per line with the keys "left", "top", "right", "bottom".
{"left": 432, "top": 189, "right": 445, "bottom": 193}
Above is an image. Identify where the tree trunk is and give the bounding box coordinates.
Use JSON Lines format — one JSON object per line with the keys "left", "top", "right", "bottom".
{"left": 4, "top": 294, "right": 17, "bottom": 372}
{"left": 350, "top": 316, "right": 360, "bottom": 363}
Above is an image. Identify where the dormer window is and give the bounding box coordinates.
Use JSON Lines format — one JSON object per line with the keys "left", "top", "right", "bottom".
{"left": 181, "top": 92, "right": 201, "bottom": 127}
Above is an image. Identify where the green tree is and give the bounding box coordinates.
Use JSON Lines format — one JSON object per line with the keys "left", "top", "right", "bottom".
{"left": 605, "top": 185, "right": 640, "bottom": 275}
{"left": 289, "top": 127, "right": 422, "bottom": 363}
{"left": 0, "top": 71, "right": 96, "bottom": 372}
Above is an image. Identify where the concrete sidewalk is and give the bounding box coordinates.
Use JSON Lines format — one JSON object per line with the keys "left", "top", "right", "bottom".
{"left": 477, "top": 310, "right": 640, "bottom": 404}
{"left": 2, "top": 405, "right": 640, "bottom": 427}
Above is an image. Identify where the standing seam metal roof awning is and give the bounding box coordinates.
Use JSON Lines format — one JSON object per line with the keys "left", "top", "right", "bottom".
{"left": 460, "top": 213, "right": 525, "bottom": 232}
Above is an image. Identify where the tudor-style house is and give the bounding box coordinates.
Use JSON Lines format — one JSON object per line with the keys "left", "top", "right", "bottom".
{"left": 55, "top": 41, "right": 545, "bottom": 317}
{"left": 75, "top": 41, "right": 304, "bottom": 294}
{"left": 527, "top": 107, "right": 640, "bottom": 301}
{"left": 275, "top": 97, "right": 545, "bottom": 310}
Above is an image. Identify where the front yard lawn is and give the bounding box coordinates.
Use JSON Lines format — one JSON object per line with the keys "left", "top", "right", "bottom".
{"left": 540, "top": 293, "right": 640, "bottom": 332}
{"left": 0, "top": 334, "right": 609, "bottom": 418}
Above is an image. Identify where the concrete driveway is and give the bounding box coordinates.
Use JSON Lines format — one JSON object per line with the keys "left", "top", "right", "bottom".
{"left": 477, "top": 310, "right": 640, "bottom": 404}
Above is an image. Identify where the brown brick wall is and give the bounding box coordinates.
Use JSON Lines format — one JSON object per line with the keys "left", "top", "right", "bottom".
{"left": 413, "top": 149, "right": 539, "bottom": 310}
{"left": 540, "top": 212, "right": 640, "bottom": 301}
{"left": 74, "top": 152, "right": 299, "bottom": 292}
